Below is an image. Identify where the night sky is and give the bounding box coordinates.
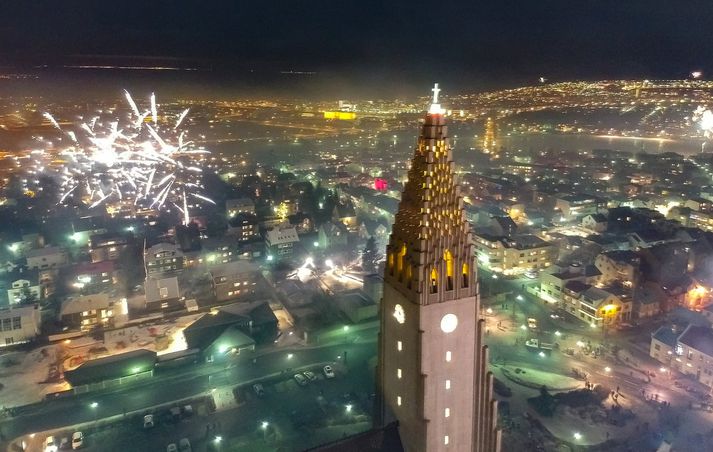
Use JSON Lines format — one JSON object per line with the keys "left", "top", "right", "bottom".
{"left": 1, "top": 1, "right": 713, "bottom": 90}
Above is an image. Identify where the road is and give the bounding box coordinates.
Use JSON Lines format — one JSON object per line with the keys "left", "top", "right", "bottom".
{"left": 1, "top": 338, "right": 377, "bottom": 451}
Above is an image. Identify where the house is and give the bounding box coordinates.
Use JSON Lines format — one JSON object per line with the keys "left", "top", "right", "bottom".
{"left": 675, "top": 325, "right": 713, "bottom": 388}
{"left": 0, "top": 304, "right": 40, "bottom": 347}
{"left": 60, "top": 292, "right": 114, "bottom": 331}
{"left": 64, "top": 349, "right": 157, "bottom": 386}
{"left": 554, "top": 194, "right": 606, "bottom": 220}
{"left": 182, "top": 301, "right": 278, "bottom": 361}
{"left": 628, "top": 230, "right": 678, "bottom": 250}
{"left": 650, "top": 324, "right": 685, "bottom": 364}
{"left": 89, "top": 233, "right": 129, "bottom": 263}
{"left": 473, "top": 233, "right": 557, "bottom": 276}
{"left": 639, "top": 242, "right": 689, "bottom": 286}
{"left": 144, "top": 243, "right": 184, "bottom": 276}
{"left": 265, "top": 226, "right": 299, "bottom": 258}
{"left": 70, "top": 261, "right": 115, "bottom": 293}
{"left": 5, "top": 267, "right": 41, "bottom": 305}
{"left": 144, "top": 276, "right": 181, "bottom": 311}
{"left": 539, "top": 263, "right": 601, "bottom": 304}
{"left": 227, "top": 213, "right": 260, "bottom": 242}
{"left": 25, "top": 247, "right": 67, "bottom": 270}
{"left": 578, "top": 286, "right": 631, "bottom": 327}
{"left": 582, "top": 213, "right": 608, "bottom": 233}
{"left": 595, "top": 250, "right": 640, "bottom": 287}
{"left": 634, "top": 282, "right": 666, "bottom": 319}
{"left": 209, "top": 261, "right": 261, "bottom": 303}
{"left": 318, "top": 222, "right": 349, "bottom": 248}
{"left": 5, "top": 232, "right": 43, "bottom": 258}
{"left": 226, "top": 198, "right": 255, "bottom": 217}
{"left": 684, "top": 197, "right": 713, "bottom": 213}
{"left": 332, "top": 203, "right": 358, "bottom": 231}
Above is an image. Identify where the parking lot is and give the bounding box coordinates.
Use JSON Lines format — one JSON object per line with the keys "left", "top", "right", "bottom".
{"left": 23, "top": 360, "right": 375, "bottom": 452}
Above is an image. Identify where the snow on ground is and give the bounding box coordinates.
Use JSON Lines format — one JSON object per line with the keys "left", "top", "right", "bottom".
{"left": 0, "top": 345, "right": 69, "bottom": 408}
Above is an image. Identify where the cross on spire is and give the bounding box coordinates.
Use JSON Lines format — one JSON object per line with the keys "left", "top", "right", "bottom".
{"left": 428, "top": 83, "right": 444, "bottom": 115}
{"left": 431, "top": 83, "right": 441, "bottom": 104}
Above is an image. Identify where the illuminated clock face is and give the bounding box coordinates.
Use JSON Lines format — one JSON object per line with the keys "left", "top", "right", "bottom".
{"left": 393, "top": 304, "right": 405, "bottom": 324}
{"left": 440, "top": 314, "right": 458, "bottom": 333}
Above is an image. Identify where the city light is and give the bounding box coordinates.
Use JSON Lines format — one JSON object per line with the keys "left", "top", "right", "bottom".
{"left": 287, "top": 353, "right": 293, "bottom": 359}
{"left": 516, "top": 295, "right": 523, "bottom": 301}
{"left": 604, "top": 367, "right": 611, "bottom": 373}
{"left": 261, "top": 421, "right": 269, "bottom": 429}
{"left": 573, "top": 432, "right": 582, "bottom": 441}
{"left": 346, "top": 404, "right": 353, "bottom": 412}
{"left": 90, "top": 402, "right": 98, "bottom": 408}
{"left": 554, "top": 331, "right": 561, "bottom": 337}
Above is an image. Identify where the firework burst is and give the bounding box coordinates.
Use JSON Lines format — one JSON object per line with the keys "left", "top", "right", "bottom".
{"left": 45, "top": 91, "right": 213, "bottom": 223}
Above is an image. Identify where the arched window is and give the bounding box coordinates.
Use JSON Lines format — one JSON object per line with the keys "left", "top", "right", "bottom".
{"left": 430, "top": 268, "right": 438, "bottom": 293}
{"left": 462, "top": 262, "right": 469, "bottom": 288}
{"left": 397, "top": 244, "right": 407, "bottom": 281}
{"left": 444, "top": 250, "right": 454, "bottom": 290}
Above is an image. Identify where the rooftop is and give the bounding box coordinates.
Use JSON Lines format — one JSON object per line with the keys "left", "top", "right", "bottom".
{"left": 679, "top": 325, "right": 713, "bottom": 358}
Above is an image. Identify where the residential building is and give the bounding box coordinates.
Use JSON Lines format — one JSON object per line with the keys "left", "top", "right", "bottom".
{"left": 595, "top": 250, "right": 640, "bottom": 287}
{"left": 144, "top": 276, "right": 181, "bottom": 311}
{"left": 89, "top": 233, "right": 129, "bottom": 263}
{"left": 227, "top": 213, "right": 260, "bottom": 242}
{"left": 582, "top": 213, "right": 608, "bottom": 233}
{"left": 554, "top": 194, "right": 606, "bottom": 220}
{"left": 70, "top": 261, "right": 115, "bottom": 293}
{"left": 0, "top": 304, "right": 40, "bottom": 347}
{"left": 209, "top": 261, "right": 261, "bottom": 303}
{"left": 226, "top": 197, "right": 255, "bottom": 217}
{"left": 539, "top": 263, "right": 601, "bottom": 304}
{"left": 25, "top": 246, "right": 67, "bottom": 270}
{"left": 144, "top": 243, "right": 184, "bottom": 276}
{"left": 675, "top": 325, "right": 713, "bottom": 388}
{"left": 60, "top": 293, "right": 114, "bottom": 330}
{"left": 265, "top": 226, "right": 299, "bottom": 258}
{"left": 473, "top": 232, "right": 557, "bottom": 276}
{"left": 5, "top": 267, "right": 41, "bottom": 305}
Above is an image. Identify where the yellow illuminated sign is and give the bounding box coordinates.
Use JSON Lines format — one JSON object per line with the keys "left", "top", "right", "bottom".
{"left": 323, "top": 111, "right": 356, "bottom": 120}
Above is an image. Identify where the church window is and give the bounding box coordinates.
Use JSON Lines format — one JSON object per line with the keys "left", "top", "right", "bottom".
{"left": 445, "top": 379, "right": 451, "bottom": 389}
{"left": 397, "top": 341, "right": 402, "bottom": 351}
{"left": 397, "top": 244, "right": 407, "bottom": 280}
{"left": 444, "top": 250, "right": 454, "bottom": 290}
{"left": 397, "top": 396, "right": 402, "bottom": 406}
{"left": 397, "top": 368, "right": 402, "bottom": 379}
{"left": 446, "top": 351, "right": 452, "bottom": 362}
{"left": 430, "top": 268, "right": 438, "bottom": 293}
{"left": 445, "top": 408, "right": 450, "bottom": 418}
{"left": 444, "top": 436, "right": 449, "bottom": 445}
{"left": 462, "top": 262, "right": 469, "bottom": 288}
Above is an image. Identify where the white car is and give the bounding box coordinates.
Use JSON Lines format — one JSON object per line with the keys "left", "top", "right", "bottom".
{"left": 71, "top": 431, "right": 83, "bottom": 449}
{"left": 293, "top": 373, "right": 308, "bottom": 386}
{"left": 143, "top": 414, "right": 155, "bottom": 429}
{"left": 303, "top": 371, "right": 317, "bottom": 382}
{"left": 323, "top": 365, "right": 335, "bottom": 379}
{"left": 44, "top": 436, "right": 58, "bottom": 452}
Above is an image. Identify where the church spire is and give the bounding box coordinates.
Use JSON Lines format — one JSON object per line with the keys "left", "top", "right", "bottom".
{"left": 385, "top": 84, "right": 476, "bottom": 305}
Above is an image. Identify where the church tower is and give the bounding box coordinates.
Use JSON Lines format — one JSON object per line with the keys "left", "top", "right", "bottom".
{"left": 377, "top": 84, "right": 501, "bottom": 452}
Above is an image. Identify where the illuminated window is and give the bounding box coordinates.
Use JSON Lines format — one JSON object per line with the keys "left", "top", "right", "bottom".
{"left": 446, "top": 351, "right": 452, "bottom": 362}
{"left": 445, "top": 379, "right": 451, "bottom": 389}
{"left": 444, "top": 436, "right": 449, "bottom": 445}
{"left": 462, "top": 262, "right": 469, "bottom": 288}
{"left": 397, "top": 341, "right": 402, "bottom": 351}
{"left": 444, "top": 250, "right": 454, "bottom": 290}
{"left": 445, "top": 408, "right": 450, "bottom": 418}
{"left": 431, "top": 268, "right": 438, "bottom": 293}
{"left": 397, "top": 244, "right": 407, "bottom": 279}
{"left": 397, "top": 396, "right": 402, "bottom": 406}
{"left": 397, "top": 368, "right": 402, "bottom": 379}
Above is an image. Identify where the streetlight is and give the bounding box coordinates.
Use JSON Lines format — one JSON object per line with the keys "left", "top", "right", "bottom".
{"left": 554, "top": 331, "right": 562, "bottom": 337}
{"left": 516, "top": 295, "right": 524, "bottom": 301}
{"left": 573, "top": 432, "right": 582, "bottom": 441}
{"left": 261, "top": 421, "right": 269, "bottom": 430}
{"left": 287, "top": 353, "right": 293, "bottom": 359}
{"left": 214, "top": 435, "right": 222, "bottom": 443}
{"left": 90, "top": 402, "right": 98, "bottom": 409}
{"left": 604, "top": 366, "right": 611, "bottom": 373}
{"left": 345, "top": 404, "right": 353, "bottom": 413}
{"left": 538, "top": 351, "right": 546, "bottom": 358}
{"left": 520, "top": 325, "right": 527, "bottom": 331}
{"left": 343, "top": 325, "right": 349, "bottom": 332}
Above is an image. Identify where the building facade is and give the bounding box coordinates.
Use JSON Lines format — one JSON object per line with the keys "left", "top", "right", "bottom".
{"left": 377, "top": 86, "right": 500, "bottom": 452}
{"left": 0, "top": 304, "right": 40, "bottom": 347}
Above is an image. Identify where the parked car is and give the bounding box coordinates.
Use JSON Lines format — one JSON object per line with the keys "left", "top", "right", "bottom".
{"left": 253, "top": 383, "right": 266, "bottom": 397}
{"left": 167, "top": 444, "right": 178, "bottom": 452}
{"left": 323, "top": 365, "right": 335, "bottom": 379}
{"left": 143, "top": 414, "right": 155, "bottom": 429}
{"left": 303, "top": 371, "right": 317, "bottom": 382}
{"left": 293, "top": 373, "right": 308, "bottom": 386}
{"left": 179, "top": 438, "right": 192, "bottom": 452}
{"left": 44, "top": 436, "right": 58, "bottom": 452}
{"left": 71, "top": 432, "right": 83, "bottom": 450}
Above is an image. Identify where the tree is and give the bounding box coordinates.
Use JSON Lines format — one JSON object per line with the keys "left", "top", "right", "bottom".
{"left": 363, "top": 236, "right": 379, "bottom": 274}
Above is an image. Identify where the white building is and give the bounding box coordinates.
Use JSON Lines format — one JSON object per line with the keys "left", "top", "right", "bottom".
{"left": 0, "top": 304, "right": 41, "bottom": 347}
{"left": 25, "top": 247, "right": 67, "bottom": 270}
{"left": 265, "top": 226, "right": 299, "bottom": 258}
